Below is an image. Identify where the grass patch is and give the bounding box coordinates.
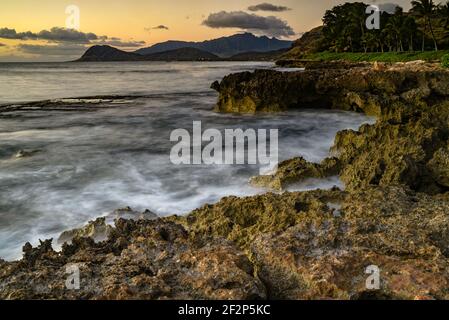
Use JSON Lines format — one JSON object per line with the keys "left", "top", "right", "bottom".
{"left": 442, "top": 54, "right": 449, "bottom": 68}
{"left": 299, "top": 51, "right": 449, "bottom": 63}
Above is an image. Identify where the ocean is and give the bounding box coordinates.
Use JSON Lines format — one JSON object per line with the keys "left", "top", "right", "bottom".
{"left": 0, "top": 61, "right": 374, "bottom": 260}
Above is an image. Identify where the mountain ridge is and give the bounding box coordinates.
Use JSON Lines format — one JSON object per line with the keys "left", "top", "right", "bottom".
{"left": 76, "top": 45, "right": 288, "bottom": 62}
{"left": 135, "top": 33, "right": 292, "bottom": 57}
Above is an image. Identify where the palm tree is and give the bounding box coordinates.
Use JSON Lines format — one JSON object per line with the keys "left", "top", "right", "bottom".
{"left": 348, "top": 3, "right": 368, "bottom": 39}
{"left": 439, "top": 2, "right": 449, "bottom": 28}
{"left": 411, "top": 0, "right": 439, "bottom": 51}
{"left": 381, "top": 27, "right": 396, "bottom": 52}
{"left": 386, "top": 14, "right": 405, "bottom": 51}
{"left": 362, "top": 32, "right": 379, "bottom": 53}
{"left": 402, "top": 16, "right": 418, "bottom": 51}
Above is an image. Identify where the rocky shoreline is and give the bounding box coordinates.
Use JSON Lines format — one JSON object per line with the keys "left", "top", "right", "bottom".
{"left": 1, "top": 61, "right": 449, "bottom": 300}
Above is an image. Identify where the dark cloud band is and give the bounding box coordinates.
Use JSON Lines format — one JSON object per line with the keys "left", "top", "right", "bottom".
{"left": 202, "top": 11, "right": 295, "bottom": 38}
{"left": 16, "top": 43, "right": 86, "bottom": 56}
{"left": 0, "top": 27, "right": 145, "bottom": 47}
{"left": 153, "top": 25, "right": 169, "bottom": 30}
{"left": 248, "top": 3, "right": 291, "bottom": 12}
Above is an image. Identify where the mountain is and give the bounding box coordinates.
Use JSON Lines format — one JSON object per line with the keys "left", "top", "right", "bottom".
{"left": 135, "top": 33, "right": 293, "bottom": 57}
{"left": 77, "top": 45, "right": 219, "bottom": 62}
{"left": 227, "top": 48, "right": 289, "bottom": 61}
{"left": 144, "top": 47, "right": 219, "bottom": 61}
{"left": 77, "top": 45, "right": 142, "bottom": 62}
{"left": 280, "top": 26, "right": 325, "bottom": 61}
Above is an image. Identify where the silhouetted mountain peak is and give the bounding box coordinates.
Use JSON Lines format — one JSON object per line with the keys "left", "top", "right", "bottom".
{"left": 135, "top": 33, "right": 292, "bottom": 57}
{"left": 77, "top": 46, "right": 220, "bottom": 62}
{"left": 78, "top": 45, "right": 142, "bottom": 61}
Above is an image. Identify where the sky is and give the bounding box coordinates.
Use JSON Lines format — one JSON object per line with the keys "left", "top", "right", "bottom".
{"left": 0, "top": 0, "right": 413, "bottom": 62}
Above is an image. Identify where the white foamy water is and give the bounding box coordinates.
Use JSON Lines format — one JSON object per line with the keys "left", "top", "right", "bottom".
{"left": 0, "top": 62, "right": 374, "bottom": 260}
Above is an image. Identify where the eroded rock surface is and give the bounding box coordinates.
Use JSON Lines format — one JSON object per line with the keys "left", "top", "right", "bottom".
{"left": 213, "top": 63, "right": 449, "bottom": 194}
{"left": 250, "top": 157, "right": 340, "bottom": 190}
{"left": 1, "top": 220, "right": 265, "bottom": 300}
{"left": 2, "top": 62, "right": 449, "bottom": 300}
{"left": 5, "top": 185, "right": 449, "bottom": 300}
{"left": 212, "top": 63, "right": 449, "bottom": 115}
{"left": 185, "top": 186, "right": 449, "bottom": 300}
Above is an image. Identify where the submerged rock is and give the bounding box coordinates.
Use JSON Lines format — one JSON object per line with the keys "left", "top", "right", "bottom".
{"left": 14, "top": 149, "right": 41, "bottom": 159}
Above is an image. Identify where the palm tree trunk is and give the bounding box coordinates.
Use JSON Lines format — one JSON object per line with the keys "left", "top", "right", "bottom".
{"left": 421, "top": 31, "right": 425, "bottom": 52}
{"left": 427, "top": 17, "right": 438, "bottom": 51}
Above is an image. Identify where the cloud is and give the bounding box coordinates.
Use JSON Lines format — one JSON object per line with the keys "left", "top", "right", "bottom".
{"left": 153, "top": 25, "right": 169, "bottom": 30}
{"left": 248, "top": 3, "right": 291, "bottom": 12}
{"left": 0, "top": 27, "right": 98, "bottom": 43}
{"left": 0, "top": 27, "right": 145, "bottom": 47}
{"left": 378, "top": 3, "right": 401, "bottom": 14}
{"left": 17, "top": 43, "right": 87, "bottom": 56}
{"left": 37, "top": 28, "right": 99, "bottom": 43}
{"left": 0, "top": 28, "right": 37, "bottom": 40}
{"left": 95, "top": 39, "right": 146, "bottom": 48}
{"left": 202, "top": 11, "right": 295, "bottom": 37}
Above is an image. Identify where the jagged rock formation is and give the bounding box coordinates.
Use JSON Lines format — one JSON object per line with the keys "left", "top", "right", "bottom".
{"left": 212, "top": 62, "right": 449, "bottom": 194}
{"left": 250, "top": 157, "right": 340, "bottom": 190}
{"left": 2, "top": 186, "right": 449, "bottom": 300}
{"left": 0, "top": 220, "right": 265, "bottom": 300}
{"left": 185, "top": 186, "right": 449, "bottom": 299}
{"left": 211, "top": 62, "right": 448, "bottom": 115}
{"left": 2, "top": 61, "right": 449, "bottom": 300}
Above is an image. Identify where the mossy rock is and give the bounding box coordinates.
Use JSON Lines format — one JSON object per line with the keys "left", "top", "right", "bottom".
{"left": 250, "top": 157, "right": 340, "bottom": 191}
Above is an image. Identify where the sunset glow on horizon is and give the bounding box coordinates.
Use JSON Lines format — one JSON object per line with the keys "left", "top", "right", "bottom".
{"left": 0, "top": 0, "right": 413, "bottom": 61}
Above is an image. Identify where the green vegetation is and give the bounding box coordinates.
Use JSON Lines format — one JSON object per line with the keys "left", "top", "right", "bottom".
{"left": 281, "top": 1, "right": 449, "bottom": 63}
{"left": 321, "top": 1, "right": 449, "bottom": 53}
{"left": 303, "top": 50, "right": 449, "bottom": 62}
{"left": 442, "top": 53, "right": 449, "bottom": 66}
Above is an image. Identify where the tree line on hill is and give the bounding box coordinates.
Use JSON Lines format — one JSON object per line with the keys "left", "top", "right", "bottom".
{"left": 320, "top": 0, "right": 449, "bottom": 53}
